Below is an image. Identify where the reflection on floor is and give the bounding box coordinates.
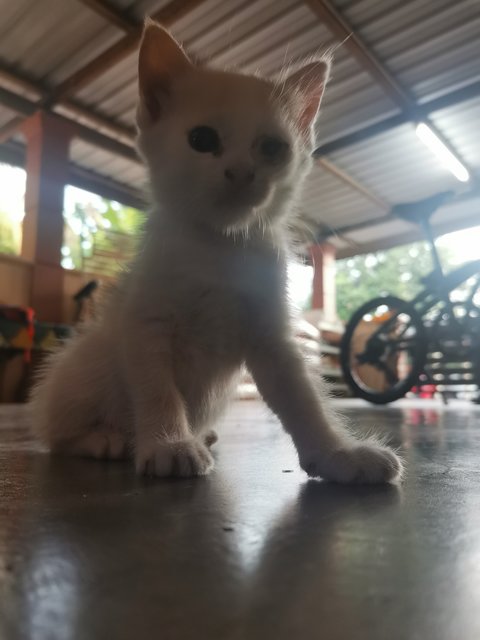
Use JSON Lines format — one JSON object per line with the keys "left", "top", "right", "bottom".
{"left": 1, "top": 399, "right": 480, "bottom": 640}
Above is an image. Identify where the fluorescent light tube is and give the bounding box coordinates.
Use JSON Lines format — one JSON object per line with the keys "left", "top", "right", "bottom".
{"left": 416, "top": 122, "right": 469, "bottom": 183}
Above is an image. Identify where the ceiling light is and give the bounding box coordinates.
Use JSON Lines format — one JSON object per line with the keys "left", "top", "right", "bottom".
{"left": 416, "top": 122, "right": 469, "bottom": 183}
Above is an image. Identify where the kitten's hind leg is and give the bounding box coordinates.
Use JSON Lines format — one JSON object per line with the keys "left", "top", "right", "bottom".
{"left": 53, "top": 427, "right": 130, "bottom": 460}
{"left": 30, "top": 329, "right": 128, "bottom": 460}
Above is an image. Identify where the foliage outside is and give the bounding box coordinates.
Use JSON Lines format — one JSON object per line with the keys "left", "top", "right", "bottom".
{"left": 0, "top": 163, "right": 25, "bottom": 255}
{"left": 0, "top": 167, "right": 144, "bottom": 274}
{"left": 0, "top": 210, "right": 21, "bottom": 255}
{"left": 335, "top": 241, "right": 454, "bottom": 322}
{"left": 63, "top": 192, "right": 144, "bottom": 276}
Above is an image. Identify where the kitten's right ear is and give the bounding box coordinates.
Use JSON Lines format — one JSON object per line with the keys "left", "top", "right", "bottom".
{"left": 283, "top": 59, "right": 331, "bottom": 133}
{"left": 137, "top": 20, "right": 192, "bottom": 126}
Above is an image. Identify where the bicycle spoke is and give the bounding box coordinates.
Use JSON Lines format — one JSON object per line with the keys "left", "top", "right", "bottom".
{"left": 374, "top": 359, "right": 399, "bottom": 386}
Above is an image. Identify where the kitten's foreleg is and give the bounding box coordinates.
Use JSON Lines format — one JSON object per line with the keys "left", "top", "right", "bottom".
{"left": 122, "top": 330, "right": 213, "bottom": 477}
{"left": 246, "top": 338, "right": 403, "bottom": 484}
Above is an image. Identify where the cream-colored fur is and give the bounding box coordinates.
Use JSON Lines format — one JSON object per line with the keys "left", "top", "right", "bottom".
{"left": 30, "top": 22, "right": 403, "bottom": 483}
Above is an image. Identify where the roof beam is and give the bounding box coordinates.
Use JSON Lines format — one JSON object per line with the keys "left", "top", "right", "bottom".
{"left": 305, "top": 0, "right": 412, "bottom": 112}
{"left": 0, "top": 86, "right": 139, "bottom": 163}
{"left": 306, "top": 0, "right": 473, "bottom": 174}
{"left": 78, "top": 0, "right": 137, "bottom": 33}
{"left": 314, "top": 79, "right": 480, "bottom": 157}
{"left": 0, "top": 64, "right": 135, "bottom": 144}
{"left": 0, "top": 116, "right": 24, "bottom": 144}
{"left": 337, "top": 206, "right": 480, "bottom": 259}
{"left": 0, "top": 66, "right": 42, "bottom": 100}
{"left": 0, "top": 0, "right": 209, "bottom": 142}
{"left": 46, "top": 0, "right": 208, "bottom": 106}
{"left": 316, "top": 157, "right": 389, "bottom": 211}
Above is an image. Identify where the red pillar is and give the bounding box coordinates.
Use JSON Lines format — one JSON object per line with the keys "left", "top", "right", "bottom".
{"left": 21, "top": 112, "right": 74, "bottom": 321}
{"left": 310, "top": 242, "right": 337, "bottom": 321}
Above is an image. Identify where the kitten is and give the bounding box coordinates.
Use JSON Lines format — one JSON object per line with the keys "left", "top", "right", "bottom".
{"left": 30, "top": 21, "right": 403, "bottom": 483}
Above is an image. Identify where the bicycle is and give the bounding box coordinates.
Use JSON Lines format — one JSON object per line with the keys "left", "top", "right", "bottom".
{"left": 340, "top": 191, "right": 480, "bottom": 404}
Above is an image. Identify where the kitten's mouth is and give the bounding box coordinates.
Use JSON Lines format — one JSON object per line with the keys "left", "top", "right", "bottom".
{"left": 210, "top": 190, "right": 273, "bottom": 234}
{"left": 216, "top": 184, "right": 270, "bottom": 212}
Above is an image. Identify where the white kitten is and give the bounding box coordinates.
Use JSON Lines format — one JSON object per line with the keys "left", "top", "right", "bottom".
{"left": 30, "top": 21, "right": 403, "bottom": 483}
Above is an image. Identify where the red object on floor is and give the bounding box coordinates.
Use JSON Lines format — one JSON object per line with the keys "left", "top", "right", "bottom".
{"left": 411, "top": 384, "right": 437, "bottom": 399}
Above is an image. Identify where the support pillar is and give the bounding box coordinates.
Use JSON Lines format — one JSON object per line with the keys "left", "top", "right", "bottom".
{"left": 21, "top": 112, "right": 74, "bottom": 321}
{"left": 310, "top": 242, "right": 337, "bottom": 322}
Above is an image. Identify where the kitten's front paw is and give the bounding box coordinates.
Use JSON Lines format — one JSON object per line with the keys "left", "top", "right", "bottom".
{"left": 300, "top": 442, "right": 403, "bottom": 484}
{"left": 135, "top": 438, "right": 214, "bottom": 478}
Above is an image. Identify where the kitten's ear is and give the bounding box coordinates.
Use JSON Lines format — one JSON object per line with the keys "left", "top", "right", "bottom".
{"left": 283, "top": 59, "right": 331, "bottom": 132}
{"left": 137, "top": 20, "right": 192, "bottom": 125}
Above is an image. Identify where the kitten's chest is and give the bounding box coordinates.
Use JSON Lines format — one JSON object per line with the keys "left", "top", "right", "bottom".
{"left": 141, "top": 230, "right": 285, "bottom": 351}
{"left": 183, "top": 236, "right": 283, "bottom": 297}
{"left": 176, "top": 279, "right": 245, "bottom": 351}
{"left": 174, "top": 253, "right": 282, "bottom": 356}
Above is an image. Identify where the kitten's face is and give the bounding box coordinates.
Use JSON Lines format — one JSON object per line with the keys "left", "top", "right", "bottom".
{"left": 139, "top": 71, "right": 305, "bottom": 230}
{"left": 137, "top": 24, "right": 329, "bottom": 233}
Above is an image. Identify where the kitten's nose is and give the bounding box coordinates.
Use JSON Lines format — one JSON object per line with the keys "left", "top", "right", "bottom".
{"left": 224, "top": 165, "right": 255, "bottom": 185}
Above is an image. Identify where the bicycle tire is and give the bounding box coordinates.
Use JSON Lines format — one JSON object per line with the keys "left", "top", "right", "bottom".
{"left": 340, "top": 295, "right": 427, "bottom": 404}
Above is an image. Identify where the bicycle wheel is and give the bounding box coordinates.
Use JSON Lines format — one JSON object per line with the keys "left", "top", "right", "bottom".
{"left": 340, "top": 296, "right": 427, "bottom": 404}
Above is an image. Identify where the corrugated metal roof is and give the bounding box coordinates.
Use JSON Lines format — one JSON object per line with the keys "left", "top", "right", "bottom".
{"left": 301, "top": 165, "right": 387, "bottom": 229}
{"left": 0, "top": 0, "right": 120, "bottom": 86}
{"left": 339, "top": 0, "right": 480, "bottom": 101}
{"left": 329, "top": 123, "right": 462, "bottom": 203}
{"left": 343, "top": 218, "right": 412, "bottom": 244}
{"left": 434, "top": 193, "right": 480, "bottom": 227}
{"left": 70, "top": 139, "right": 147, "bottom": 187}
{"left": 0, "top": 0, "right": 479, "bottom": 255}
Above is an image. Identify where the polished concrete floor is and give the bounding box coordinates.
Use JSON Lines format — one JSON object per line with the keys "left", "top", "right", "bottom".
{"left": 1, "top": 399, "right": 480, "bottom": 639}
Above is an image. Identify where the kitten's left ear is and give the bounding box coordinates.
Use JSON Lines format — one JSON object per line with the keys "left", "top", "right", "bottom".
{"left": 137, "top": 20, "right": 192, "bottom": 126}
{"left": 283, "top": 59, "right": 331, "bottom": 132}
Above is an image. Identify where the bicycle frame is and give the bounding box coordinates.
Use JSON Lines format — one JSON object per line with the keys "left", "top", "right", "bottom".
{"left": 369, "top": 216, "right": 480, "bottom": 337}
{"left": 411, "top": 216, "right": 480, "bottom": 327}
{"left": 411, "top": 260, "right": 480, "bottom": 324}
{"left": 361, "top": 219, "right": 480, "bottom": 390}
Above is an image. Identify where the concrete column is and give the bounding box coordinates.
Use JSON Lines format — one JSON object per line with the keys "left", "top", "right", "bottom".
{"left": 21, "top": 112, "right": 74, "bottom": 321}
{"left": 310, "top": 242, "right": 337, "bottom": 321}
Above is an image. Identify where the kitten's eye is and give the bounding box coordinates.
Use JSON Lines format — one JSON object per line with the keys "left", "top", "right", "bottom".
{"left": 259, "top": 136, "right": 288, "bottom": 162}
{"left": 188, "top": 126, "right": 221, "bottom": 154}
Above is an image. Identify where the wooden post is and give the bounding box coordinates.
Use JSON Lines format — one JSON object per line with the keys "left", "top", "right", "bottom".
{"left": 310, "top": 242, "right": 337, "bottom": 321}
{"left": 21, "top": 111, "right": 74, "bottom": 321}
